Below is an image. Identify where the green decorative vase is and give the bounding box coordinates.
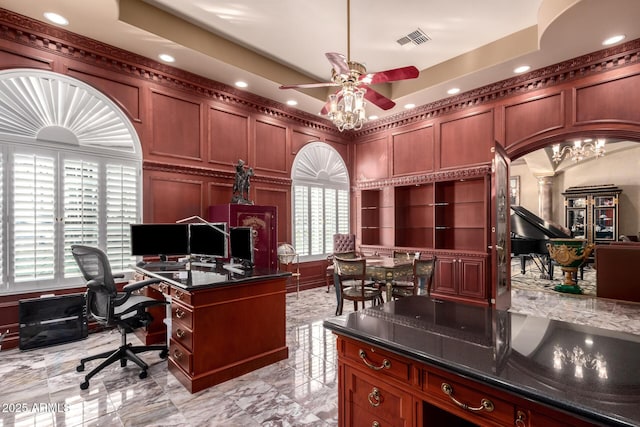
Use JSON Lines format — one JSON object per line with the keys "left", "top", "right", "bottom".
{"left": 546, "top": 238, "right": 594, "bottom": 294}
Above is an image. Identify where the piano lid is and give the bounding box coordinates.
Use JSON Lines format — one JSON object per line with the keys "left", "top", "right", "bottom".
{"left": 511, "top": 206, "right": 571, "bottom": 240}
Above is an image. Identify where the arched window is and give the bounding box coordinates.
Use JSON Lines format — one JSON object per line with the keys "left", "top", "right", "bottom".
{"left": 0, "top": 69, "right": 142, "bottom": 294}
{"left": 291, "top": 142, "right": 350, "bottom": 260}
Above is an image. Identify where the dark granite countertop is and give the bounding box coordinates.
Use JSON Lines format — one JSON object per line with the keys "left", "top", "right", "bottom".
{"left": 133, "top": 263, "right": 290, "bottom": 290}
{"left": 323, "top": 296, "right": 640, "bottom": 427}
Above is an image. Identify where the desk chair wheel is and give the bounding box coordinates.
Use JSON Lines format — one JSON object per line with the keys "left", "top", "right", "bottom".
{"left": 76, "top": 364, "right": 85, "bottom": 372}
{"left": 139, "top": 370, "right": 148, "bottom": 379}
{"left": 121, "top": 359, "right": 128, "bottom": 367}
{"left": 159, "top": 348, "right": 169, "bottom": 359}
{"left": 80, "top": 381, "right": 89, "bottom": 390}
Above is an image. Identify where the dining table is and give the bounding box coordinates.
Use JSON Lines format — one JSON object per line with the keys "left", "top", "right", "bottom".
{"left": 331, "top": 256, "right": 414, "bottom": 306}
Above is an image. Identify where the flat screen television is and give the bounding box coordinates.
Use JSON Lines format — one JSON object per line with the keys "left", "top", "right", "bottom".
{"left": 229, "top": 226, "right": 254, "bottom": 267}
{"left": 188, "top": 222, "right": 228, "bottom": 259}
{"left": 130, "top": 223, "right": 189, "bottom": 260}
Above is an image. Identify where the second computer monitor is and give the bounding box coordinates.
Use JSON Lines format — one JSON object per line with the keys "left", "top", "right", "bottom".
{"left": 229, "top": 226, "right": 254, "bottom": 266}
{"left": 188, "top": 222, "right": 228, "bottom": 259}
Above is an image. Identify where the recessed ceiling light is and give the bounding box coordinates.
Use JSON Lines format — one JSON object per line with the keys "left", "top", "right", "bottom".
{"left": 158, "top": 54, "right": 175, "bottom": 63}
{"left": 286, "top": 100, "right": 298, "bottom": 106}
{"left": 368, "top": 115, "right": 379, "bottom": 120}
{"left": 235, "top": 81, "right": 248, "bottom": 88}
{"left": 603, "top": 34, "right": 625, "bottom": 46}
{"left": 404, "top": 103, "right": 416, "bottom": 109}
{"left": 43, "top": 12, "right": 69, "bottom": 26}
{"left": 447, "top": 88, "right": 460, "bottom": 95}
{"left": 513, "top": 65, "right": 530, "bottom": 74}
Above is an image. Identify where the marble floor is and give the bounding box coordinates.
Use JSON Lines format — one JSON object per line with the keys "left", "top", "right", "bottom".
{"left": 2, "top": 280, "right": 640, "bottom": 426}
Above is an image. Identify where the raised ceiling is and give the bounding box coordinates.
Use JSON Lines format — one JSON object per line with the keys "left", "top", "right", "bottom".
{"left": 2, "top": 0, "right": 640, "bottom": 122}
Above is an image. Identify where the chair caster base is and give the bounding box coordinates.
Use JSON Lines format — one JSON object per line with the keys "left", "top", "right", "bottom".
{"left": 76, "top": 365, "right": 85, "bottom": 372}
{"left": 139, "top": 370, "right": 147, "bottom": 379}
{"left": 80, "top": 381, "right": 89, "bottom": 390}
{"left": 159, "top": 348, "right": 168, "bottom": 359}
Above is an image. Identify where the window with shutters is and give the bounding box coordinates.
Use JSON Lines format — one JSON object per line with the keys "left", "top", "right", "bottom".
{"left": 292, "top": 142, "right": 349, "bottom": 260}
{"left": 0, "top": 69, "right": 142, "bottom": 294}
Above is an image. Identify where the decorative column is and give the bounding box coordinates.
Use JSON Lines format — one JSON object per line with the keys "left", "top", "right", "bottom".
{"left": 537, "top": 175, "right": 554, "bottom": 220}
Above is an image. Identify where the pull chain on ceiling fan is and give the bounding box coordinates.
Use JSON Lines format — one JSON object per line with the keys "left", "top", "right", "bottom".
{"left": 279, "top": 0, "right": 420, "bottom": 131}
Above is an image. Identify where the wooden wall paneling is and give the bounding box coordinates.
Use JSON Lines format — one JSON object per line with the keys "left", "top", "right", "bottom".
{"left": 208, "top": 182, "right": 233, "bottom": 212}
{"left": 65, "top": 64, "right": 142, "bottom": 122}
{"left": 354, "top": 136, "right": 389, "bottom": 181}
{"left": 145, "top": 172, "right": 204, "bottom": 223}
{"left": 291, "top": 128, "right": 321, "bottom": 156}
{"left": 149, "top": 89, "right": 202, "bottom": 160}
{"left": 574, "top": 70, "right": 640, "bottom": 126}
{"left": 255, "top": 187, "right": 289, "bottom": 245}
{"left": 439, "top": 109, "right": 494, "bottom": 170}
{"left": 392, "top": 125, "right": 435, "bottom": 176}
{"left": 503, "top": 91, "right": 564, "bottom": 147}
{"left": 208, "top": 105, "right": 250, "bottom": 167}
{"left": 254, "top": 117, "right": 288, "bottom": 174}
{"left": 0, "top": 43, "right": 54, "bottom": 70}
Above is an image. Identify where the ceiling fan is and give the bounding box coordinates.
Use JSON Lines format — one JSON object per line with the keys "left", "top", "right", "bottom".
{"left": 279, "top": 0, "right": 419, "bottom": 130}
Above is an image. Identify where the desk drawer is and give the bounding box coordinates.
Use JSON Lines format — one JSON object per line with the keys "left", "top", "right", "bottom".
{"left": 171, "top": 303, "right": 193, "bottom": 329}
{"left": 426, "top": 371, "right": 514, "bottom": 426}
{"left": 347, "top": 366, "right": 412, "bottom": 426}
{"left": 343, "top": 338, "right": 412, "bottom": 382}
{"left": 171, "top": 287, "right": 192, "bottom": 305}
{"left": 171, "top": 322, "right": 193, "bottom": 351}
{"left": 169, "top": 339, "right": 193, "bottom": 374}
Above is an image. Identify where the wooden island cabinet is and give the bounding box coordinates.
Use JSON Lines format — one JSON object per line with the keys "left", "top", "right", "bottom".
{"left": 325, "top": 297, "right": 640, "bottom": 427}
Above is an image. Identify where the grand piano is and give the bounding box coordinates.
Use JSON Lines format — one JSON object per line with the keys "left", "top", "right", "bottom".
{"left": 511, "top": 205, "right": 572, "bottom": 278}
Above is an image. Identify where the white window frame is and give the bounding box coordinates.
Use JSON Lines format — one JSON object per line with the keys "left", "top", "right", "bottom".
{"left": 0, "top": 69, "right": 142, "bottom": 295}
{"left": 292, "top": 142, "right": 350, "bottom": 261}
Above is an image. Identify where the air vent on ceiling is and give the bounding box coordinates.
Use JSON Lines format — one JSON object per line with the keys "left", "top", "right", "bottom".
{"left": 397, "top": 28, "right": 431, "bottom": 47}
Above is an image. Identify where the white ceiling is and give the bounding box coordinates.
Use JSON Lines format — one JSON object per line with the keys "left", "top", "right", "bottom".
{"left": 2, "top": 0, "right": 640, "bottom": 122}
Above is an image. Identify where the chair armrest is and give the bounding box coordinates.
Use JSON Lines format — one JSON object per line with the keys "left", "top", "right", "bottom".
{"left": 123, "top": 278, "right": 162, "bottom": 293}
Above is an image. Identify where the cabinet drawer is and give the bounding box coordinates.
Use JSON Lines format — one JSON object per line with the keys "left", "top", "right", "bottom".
{"left": 171, "top": 303, "right": 193, "bottom": 329}
{"left": 169, "top": 339, "right": 193, "bottom": 374}
{"left": 343, "top": 339, "right": 412, "bottom": 382}
{"left": 351, "top": 402, "right": 400, "bottom": 427}
{"left": 347, "top": 366, "right": 412, "bottom": 426}
{"left": 427, "top": 372, "right": 514, "bottom": 426}
{"left": 171, "top": 287, "right": 192, "bottom": 305}
{"left": 171, "top": 321, "right": 193, "bottom": 351}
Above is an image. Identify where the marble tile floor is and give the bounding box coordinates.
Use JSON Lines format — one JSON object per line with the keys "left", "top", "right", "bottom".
{"left": 2, "top": 283, "right": 640, "bottom": 427}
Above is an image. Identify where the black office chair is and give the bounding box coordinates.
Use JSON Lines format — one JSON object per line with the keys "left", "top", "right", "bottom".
{"left": 71, "top": 244, "right": 168, "bottom": 390}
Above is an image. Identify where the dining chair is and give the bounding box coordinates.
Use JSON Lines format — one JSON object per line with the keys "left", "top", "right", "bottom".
{"left": 391, "top": 256, "right": 437, "bottom": 298}
{"left": 334, "top": 257, "right": 383, "bottom": 315}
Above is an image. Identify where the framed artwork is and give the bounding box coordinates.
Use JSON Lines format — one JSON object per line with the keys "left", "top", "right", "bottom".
{"left": 509, "top": 176, "right": 520, "bottom": 206}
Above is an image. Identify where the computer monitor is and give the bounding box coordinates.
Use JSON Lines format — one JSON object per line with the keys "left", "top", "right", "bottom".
{"left": 130, "top": 223, "right": 189, "bottom": 260}
{"left": 229, "top": 226, "right": 254, "bottom": 267}
{"left": 188, "top": 222, "right": 228, "bottom": 259}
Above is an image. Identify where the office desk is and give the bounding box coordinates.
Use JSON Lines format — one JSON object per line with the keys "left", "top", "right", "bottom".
{"left": 133, "top": 264, "right": 290, "bottom": 393}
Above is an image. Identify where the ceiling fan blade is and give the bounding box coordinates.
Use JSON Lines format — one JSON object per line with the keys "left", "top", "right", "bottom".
{"left": 326, "top": 52, "right": 349, "bottom": 74}
{"left": 364, "top": 66, "right": 419, "bottom": 85}
{"left": 280, "top": 82, "right": 338, "bottom": 89}
{"left": 364, "top": 87, "right": 396, "bottom": 110}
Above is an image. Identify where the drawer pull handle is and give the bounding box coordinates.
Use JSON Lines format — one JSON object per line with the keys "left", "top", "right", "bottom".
{"left": 367, "top": 387, "right": 382, "bottom": 407}
{"left": 441, "top": 383, "right": 494, "bottom": 413}
{"left": 173, "top": 349, "right": 183, "bottom": 360}
{"left": 176, "top": 329, "right": 185, "bottom": 338}
{"left": 359, "top": 349, "right": 391, "bottom": 371}
{"left": 175, "top": 309, "right": 185, "bottom": 319}
{"left": 175, "top": 291, "right": 184, "bottom": 300}
{"left": 515, "top": 410, "right": 527, "bottom": 427}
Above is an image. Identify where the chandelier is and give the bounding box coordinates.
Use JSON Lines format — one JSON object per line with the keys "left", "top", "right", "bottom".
{"left": 552, "top": 138, "right": 606, "bottom": 163}
{"left": 327, "top": 0, "right": 367, "bottom": 131}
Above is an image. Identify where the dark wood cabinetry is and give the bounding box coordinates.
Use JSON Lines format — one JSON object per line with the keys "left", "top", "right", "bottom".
{"left": 335, "top": 335, "right": 596, "bottom": 427}
{"left": 359, "top": 170, "right": 490, "bottom": 303}
{"left": 208, "top": 204, "right": 278, "bottom": 270}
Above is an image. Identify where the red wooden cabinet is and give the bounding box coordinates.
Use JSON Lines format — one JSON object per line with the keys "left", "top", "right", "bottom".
{"left": 208, "top": 204, "right": 277, "bottom": 270}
